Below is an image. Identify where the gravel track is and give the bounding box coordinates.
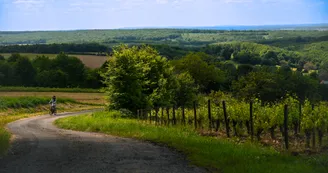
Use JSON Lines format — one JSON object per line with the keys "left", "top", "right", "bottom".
{"left": 0, "top": 110, "right": 206, "bottom": 173}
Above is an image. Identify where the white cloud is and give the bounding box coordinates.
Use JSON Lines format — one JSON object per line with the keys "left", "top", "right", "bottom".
{"left": 13, "top": 0, "right": 45, "bottom": 5}
{"left": 156, "top": 0, "right": 168, "bottom": 4}
{"left": 222, "top": 0, "right": 253, "bottom": 3}
{"left": 11, "top": 0, "right": 47, "bottom": 13}
{"left": 69, "top": 0, "right": 106, "bottom": 7}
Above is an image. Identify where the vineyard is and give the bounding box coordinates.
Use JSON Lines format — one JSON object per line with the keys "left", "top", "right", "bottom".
{"left": 135, "top": 92, "right": 328, "bottom": 152}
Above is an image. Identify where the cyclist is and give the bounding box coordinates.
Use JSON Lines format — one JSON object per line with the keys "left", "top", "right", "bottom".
{"left": 49, "top": 96, "right": 57, "bottom": 115}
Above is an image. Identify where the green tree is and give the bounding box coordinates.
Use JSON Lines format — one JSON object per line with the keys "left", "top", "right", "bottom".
{"left": 220, "top": 47, "right": 233, "bottom": 60}
{"left": 101, "top": 44, "right": 175, "bottom": 113}
{"left": 53, "top": 53, "right": 86, "bottom": 87}
{"left": 237, "top": 64, "right": 254, "bottom": 78}
{"left": 220, "top": 62, "right": 237, "bottom": 91}
{"left": 14, "top": 56, "right": 36, "bottom": 86}
{"left": 0, "top": 55, "right": 4, "bottom": 61}
{"left": 232, "top": 70, "right": 279, "bottom": 103}
{"left": 0, "top": 61, "right": 16, "bottom": 85}
{"left": 319, "top": 61, "right": 328, "bottom": 80}
{"left": 174, "top": 72, "right": 198, "bottom": 108}
{"left": 7, "top": 53, "right": 21, "bottom": 63}
{"left": 173, "top": 52, "right": 225, "bottom": 93}
{"left": 289, "top": 72, "right": 320, "bottom": 103}
{"left": 32, "top": 55, "right": 53, "bottom": 72}
{"left": 36, "top": 70, "right": 68, "bottom": 87}
{"left": 232, "top": 50, "right": 251, "bottom": 64}
{"left": 85, "top": 68, "right": 103, "bottom": 89}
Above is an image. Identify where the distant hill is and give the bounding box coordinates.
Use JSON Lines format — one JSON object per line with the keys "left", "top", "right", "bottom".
{"left": 1, "top": 28, "right": 327, "bottom": 46}
{"left": 121, "top": 23, "right": 328, "bottom": 31}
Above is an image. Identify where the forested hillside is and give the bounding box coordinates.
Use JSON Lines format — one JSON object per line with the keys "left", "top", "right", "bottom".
{"left": 1, "top": 29, "right": 327, "bottom": 47}
{"left": 1, "top": 28, "right": 328, "bottom": 91}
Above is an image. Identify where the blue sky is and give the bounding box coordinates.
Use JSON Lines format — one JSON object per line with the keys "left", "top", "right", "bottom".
{"left": 0, "top": 0, "right": 327, "bottom": 31}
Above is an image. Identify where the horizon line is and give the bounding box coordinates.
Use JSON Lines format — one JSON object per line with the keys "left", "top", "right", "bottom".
{"left": 1, "top": 23, "right": 328, "bottom": 32}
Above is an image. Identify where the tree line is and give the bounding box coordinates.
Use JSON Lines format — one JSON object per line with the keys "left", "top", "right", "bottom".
{"left": 101, "top": 44, "right": 328, "bottom": 114}
{"left": 0, "top": 42, "right": 320, "bottom": 67}
{"left": 0, "top": 43, "right": 110, "bottom": 54}
{"left": 0, "top": 53, "right": 105, "bottom": 88}
{"left": 1, "top": 29, "right": 326, "bottom": 46}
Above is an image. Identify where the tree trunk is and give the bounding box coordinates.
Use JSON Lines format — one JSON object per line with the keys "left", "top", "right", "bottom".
{"left": 257, "top": 128, "right": 263, "bottom": 141}
{"left": 232, "top": 120, "right": 238, "bottom": 136}
{"left": 155, "top": 107, "right": 159, "bottom": 125}
{"left": 279, "top": 125, "right": 284, "bottom": 137}
{"left": 318, "top": 129, "right": 323, "bottom": 147}
{"left": 269, "top": 125, "right": 277, "bottom": 140}
{"left": 305, "top": 130, "right": 311, "bottom": 148}
{"left": 245, "top": 120, "right": 250, "bottom": 134}
{"left": 293, "top": 121, "right": 298, "bottom": 135}
{"left": 215, "top": 120, "right": 220, "bottom": 132}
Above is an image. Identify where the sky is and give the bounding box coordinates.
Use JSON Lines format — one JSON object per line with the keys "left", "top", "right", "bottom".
{"left": 0, "top": 0, "right": 327, "bottom": 31}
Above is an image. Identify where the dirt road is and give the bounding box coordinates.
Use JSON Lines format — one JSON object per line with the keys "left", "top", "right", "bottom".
{"left": 0, "top": 110, "right": 206, "bottom": 173}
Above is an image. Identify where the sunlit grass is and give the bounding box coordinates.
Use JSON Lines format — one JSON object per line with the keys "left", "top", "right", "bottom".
{"left": 0, "top": 92, "right": 105, "bottom": 105}
{"left": 55, "top": 111, "right": 327, "bottom": 173}
{"left": 0, "top": 96, "right": 103, "bottom": 156}
{"left": 0, "top": 86, "right": 101, "bottom": 93}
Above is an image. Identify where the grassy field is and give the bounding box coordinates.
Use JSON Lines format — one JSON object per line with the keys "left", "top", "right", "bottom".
{"left": 55, "top": 111, "right": 328, "bottom": 173}
{"left": 0, "top": 96, "right": 103, "bottom": 156}
{"left": 0, "top": 96, "right": 78, "bottom": 110}
{"left": 1, "top": 53, "right": 108, "bottom": 69}
{"left": 0, "top": 92, "right": 105, "bottom": 105}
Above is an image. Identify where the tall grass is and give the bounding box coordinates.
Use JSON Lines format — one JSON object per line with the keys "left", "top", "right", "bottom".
{"left": 55, "top": 111, "right": 328, "bottom": 173}
{"left": 0, "top": 86, "right": 102, "bottom": 93}
{"left": 0, "top": 96, "right": 77, "bottom": 110}
{"left": 0, "top": 114, "right": 27, "bottom": 155}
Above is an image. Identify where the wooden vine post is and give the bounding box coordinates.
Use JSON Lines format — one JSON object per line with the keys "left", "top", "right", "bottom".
{"left": 223, "top": 101, "right": 230, "bottom": 138}
{"left": 173, "top": 106, "right": 176, "bottom": 125}
{"left": 250, "top": 101, "right": 254, "bottom": 141}
{"left": 193, "top": 101, "right": 197, "bottom": 129}
{"left": 284, "top": 105, "right": 289, "bottom": 150}
{"left": 312, "top": 104, "right": 315, "bottom": 148}
{"left": 208, "top": 99, "right": 212, "bottom": 130}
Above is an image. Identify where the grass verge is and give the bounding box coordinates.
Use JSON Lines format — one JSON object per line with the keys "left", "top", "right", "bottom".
{"left": 55, "top": 111, "right": 327, "bottom": 173}
{"left": 0, "top": 97, "right": 103, "bottom": 156}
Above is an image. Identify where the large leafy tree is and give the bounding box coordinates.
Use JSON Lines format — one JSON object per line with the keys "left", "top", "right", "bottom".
{"left": 233, "top": 67, "right": 320, "bottom": 104}
{"left": 14, "top": 56, "right": 36, "bottom": 86}
{"left": 173, "top": 52, "right": 225, "bottom": 93}
{"left": 32, "top": 55, "right": 53, "bottom": 72}
{"left": 7, "top": 53, "right": 21, "bottom": 63}
{"left": 52, "top": 53, "right": 86, "bottom": 87}
{"left": 101, "top": 44, "right": 175, "bottom": 113}
{"left": 36, "top": 70, "right": 68, "bottom": 87}
{"left": 0, "top": 61, "right": 14, "bottom": 85}
{"left": 232, "top": 70, "right": 279, "bottom": 103}
{"left": 174, "top": 72, "right": 198, "bottom": 108}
